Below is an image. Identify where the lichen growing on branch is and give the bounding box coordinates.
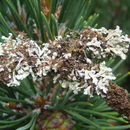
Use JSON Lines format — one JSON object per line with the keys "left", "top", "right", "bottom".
{"left": 0, "top": 26, "right": 129, "bottom": 97}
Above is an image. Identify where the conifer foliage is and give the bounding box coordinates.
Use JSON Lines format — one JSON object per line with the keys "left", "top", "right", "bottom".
{"left": 0, "top": 0, "right": 130, "bottom": 130}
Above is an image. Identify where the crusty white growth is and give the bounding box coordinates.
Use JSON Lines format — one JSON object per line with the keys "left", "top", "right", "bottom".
{"left": 0, "top": 34, "right": 52, "bottom": 86}
{"left": 58, "top": 62, "right": 116, "bottom": 97}
{"left": 0, "top": 26, "right": 129, "bottom": 97}
{"left": 90, "top": 26, "right": 130, "bottom": 59}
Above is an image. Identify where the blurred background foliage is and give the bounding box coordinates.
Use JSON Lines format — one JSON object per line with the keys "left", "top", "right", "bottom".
{"left": 95, "top": 0, "right": 130, "bottom": 34}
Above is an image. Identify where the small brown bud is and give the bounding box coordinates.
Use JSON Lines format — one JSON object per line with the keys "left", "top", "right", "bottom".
{"left": 6, "top": 102, "right": 17, "bottom": 109}
{"left": 34, "top": 96, "right": 45, "bottom": 106}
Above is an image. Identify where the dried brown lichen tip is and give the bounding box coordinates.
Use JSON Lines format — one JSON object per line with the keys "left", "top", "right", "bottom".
{"left": 106, "top": 83, "right": 130, "bottom": 118}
